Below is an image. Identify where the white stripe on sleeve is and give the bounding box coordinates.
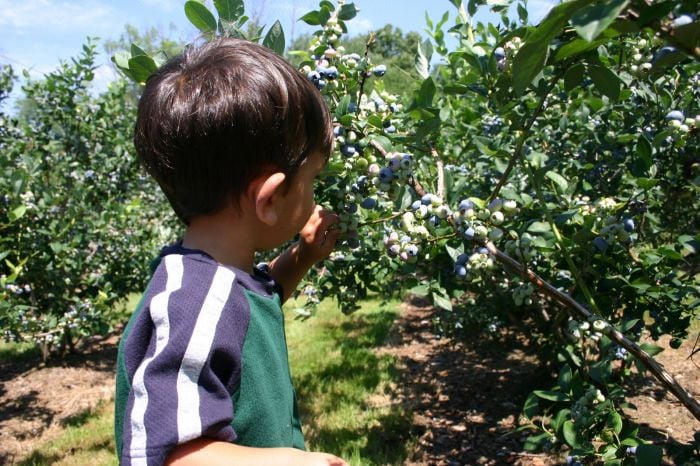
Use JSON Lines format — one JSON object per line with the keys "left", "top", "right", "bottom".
{"left": 176, "top": 265, "right": 236, "bottom": 443}
{"left": 129, "top": 254, "right": 184, "bottom": 464}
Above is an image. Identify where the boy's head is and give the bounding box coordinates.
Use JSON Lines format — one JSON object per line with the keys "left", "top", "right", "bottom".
{"left": 134, "top": 37, "right": 333, "bottom": 223}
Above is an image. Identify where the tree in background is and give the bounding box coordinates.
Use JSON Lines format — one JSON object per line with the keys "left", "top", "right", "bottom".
{"left": 0, "top": 41, "right": 176, "bottom": 359}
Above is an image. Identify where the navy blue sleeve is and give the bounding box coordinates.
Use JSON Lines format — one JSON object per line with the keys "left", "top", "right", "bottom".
{"left": 119, "top": 254, "right": 251, "bottom": 466}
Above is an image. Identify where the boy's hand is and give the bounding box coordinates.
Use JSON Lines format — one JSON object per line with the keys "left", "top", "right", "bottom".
{"left": 297, "top": 205, "right": 341, "bottom": 265}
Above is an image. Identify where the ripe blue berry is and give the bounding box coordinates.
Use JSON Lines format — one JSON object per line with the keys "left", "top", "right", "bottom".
{"left": 494, "top": 47, "right": 505, "bottom": 60}
{"left": 458, "top": 199, "right": 474, "bottom": 211}
{"left": 411, "top": 200, "right": 422, "bottom": 210}
{"left": 665, "top": 110, "right": 684, "bottom": 121}
{"left": 378, "top": 167, "right": 394, "bottom": 182}
{"left": 593, "top": 236, "right": 608, "bottom": 251}
{"left": 340, "top": 144, "right": 356, "bottom": 157}
{"left": 322, "top": 66, "right": 339, "bottom": 80}
{"left": 361, "top": 197, "right": 377, "bottom": 209}
{"left": 373, "top": 64, "right": 387, "bottom": 77}
{"left": 388, "top": 244, "right": 400, "bottom": 256}
{"left": 653, "top": 46, "right": 679, "bottom": 65}
{"left": 454, "top": 264, "right": 467, "bottom": 277}
{"left": 463, "top": 227, "right": 475, "bottom": 240}
{"left": 623, "top": 218, "right": 635, "bottom": 232}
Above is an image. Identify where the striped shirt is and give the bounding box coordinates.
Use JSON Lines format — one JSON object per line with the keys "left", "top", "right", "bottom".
{"left": 114, "top": 244, "right": 304, "bottom": 466}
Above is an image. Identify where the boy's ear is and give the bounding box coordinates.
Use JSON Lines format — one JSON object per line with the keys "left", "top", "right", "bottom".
{"left": 250, "top": 171, "right": 287, "bottom": 226}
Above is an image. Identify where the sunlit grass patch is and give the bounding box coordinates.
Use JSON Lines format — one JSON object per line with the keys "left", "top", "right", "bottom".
{"left": 285, "top": 297, "right": 413, "bottom": 466}
{"left": 18, "top": 401, "right": 117, "bottom": 466}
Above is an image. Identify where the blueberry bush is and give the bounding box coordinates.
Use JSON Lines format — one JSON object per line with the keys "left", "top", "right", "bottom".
{"left": 0, "top": 41, "right": 176, "bottom": 359}
{"left": 109, "top": 0, "right": 700, "bottom": 462}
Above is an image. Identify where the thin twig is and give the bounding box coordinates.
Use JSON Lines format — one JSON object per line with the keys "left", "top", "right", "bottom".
{"left": 357, "top": 33, "right": 376, "bottom": 105}
{"left": 431, "top": 146, "right": 445, "bottom": 199}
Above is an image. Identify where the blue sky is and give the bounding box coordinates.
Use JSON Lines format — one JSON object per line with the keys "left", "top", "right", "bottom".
{"left": 0, "top": 0, "right": 557, "bottom": 104}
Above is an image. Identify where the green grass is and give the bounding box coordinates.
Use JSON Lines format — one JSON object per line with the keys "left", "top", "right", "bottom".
{"left": 0, "top": 340, "right": 41, "bottom": 364}
{"left": 18, "top": 402, "right": 117, "bottom": 466}
{"left": 15, "top": 297, "right": 412, "bottom": 465}
{"left": 286, "top": 296, "right": 413, "bottom": 465}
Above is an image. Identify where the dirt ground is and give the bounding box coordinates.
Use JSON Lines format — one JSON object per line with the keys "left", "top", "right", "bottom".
{"left": 0, "top": 302, "right": 698, "bottom": 465}
{"left": 381, "top": 300, "right": 699, "bottom": 465}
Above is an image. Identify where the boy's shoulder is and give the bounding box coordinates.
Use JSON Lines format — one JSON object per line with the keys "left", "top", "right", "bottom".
{"left": 150, "top": 242, "right": 282, "bottom": 301}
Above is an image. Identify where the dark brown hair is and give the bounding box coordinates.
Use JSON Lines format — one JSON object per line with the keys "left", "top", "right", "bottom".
{"left": 134, "top": 37, "right": 333, "bottom": 223}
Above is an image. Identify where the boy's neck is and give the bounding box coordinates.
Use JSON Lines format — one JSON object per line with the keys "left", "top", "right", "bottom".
{"left": 182, "top": 207, "right": 257, "bottom": 273}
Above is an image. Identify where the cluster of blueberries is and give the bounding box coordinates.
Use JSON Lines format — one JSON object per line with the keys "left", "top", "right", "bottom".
{"left": 593, "top": 216, "right": 636, "bottom": 252}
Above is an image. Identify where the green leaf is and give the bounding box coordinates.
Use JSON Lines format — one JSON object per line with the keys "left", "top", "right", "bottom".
{"left": 409, "top": 284, "right": 430, "bottom": 297}
{"left": 639, "top": 342, "right": 664, "bottom": 357}
{"left": 112, "top": 51, "right": 131, "bottom": 70}
{"left": 634, "top": 445, "right": 663, "bottom": 466}
{"left": 523, "top": 392, "right": 539, "bottom": 419}
{"left": 558, "top": 364, "right": 572, "bottom": 391}
{"left": 607, "top": 411, "right": 623, "bottom": 434}
{"left": 416, "top": 77, "right": 436, "bottom": 108}
{"left": 214, "top": 0, "right": 244, "bottom": 22}
{"left": 335, "top": 94, "right": 351, "bottom": 119}
{"left": 127, "top": 55, "right": 158, "bottom": 84}
{"left": 262, "top": 20, "right": 285, "bottom": 55}
{"left": 511, "top": 0, "right": 591, "bottom": 95}
{"left": 635, "top": 134, "right": 653, "bottom": 170}
{"left": 545, "top": 171, "right": 569, "bottom": 192}
{"left": 527, "top": 221, "right": 551, "bottom": 233}
{"left": 529, "top": 0, "right": 588, "bottom": 44}
{"left": 635, "top": 178, "right": 658, "bottom": 189}
{"left": 299, "top": 10, "right": 321, "bottom": 25}
{"left": 564, "top": 63, "right": 585, "bottom": 91}
{"left": 338, "top": 3, "right": 358, "bottom": 20}
{"left": 445, "top": 243, "right": 463, "bottom": 262}
{"left": 672, "top": 20, "right": 700, "bottom": 53}
{"left": 512, "top": 41, "right": 549, "bottom": 96}
{"left": 432, "top": 291, "right": 453, "bottom": 311}
{"left": 589, "top": 65, "right": 621, "bottom": 101}
{"left": 185, "top": 0, "right": 218, "bottom": 34}
{"left": 556, "top": 37, "right": 607, "bottom": 61}
{"left": 130, "top": 44, "right": 148, "bottom": 57}
{"left": 563, "top": 420, "right": 582, "bottom": 448}
{"left": 533, "top": 390, "right": 569, "bottom": 402}
{"left": 523, "top": 432, "right": 550, "bottom": 451}
{"left": 415, "top": 42, "right": 431, "bottom": 80}
{"left": 571, "top": 0, "right": 629, "bottom": 42}
{"left": 9, "top": 205, "right": 27, "bottom": 221}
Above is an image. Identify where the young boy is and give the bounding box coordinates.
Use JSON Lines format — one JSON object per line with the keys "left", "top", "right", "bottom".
{"left": 114, "top": 37, "right": 346, "bottom": 466}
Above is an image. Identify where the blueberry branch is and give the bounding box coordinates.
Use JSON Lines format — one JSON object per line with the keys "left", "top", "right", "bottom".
{"left": 481, "top": 239, "right": 700, "bottom": 422}
{"left": 431, "top": 145, "right": 446, "bottom": 199}
{"left": 356, "top": 32, "right": 376, "bottom": 105}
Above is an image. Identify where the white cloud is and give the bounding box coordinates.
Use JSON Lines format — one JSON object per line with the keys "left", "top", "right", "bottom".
{"left": 0, "top": 0, "right": 120, "bottom": 34}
